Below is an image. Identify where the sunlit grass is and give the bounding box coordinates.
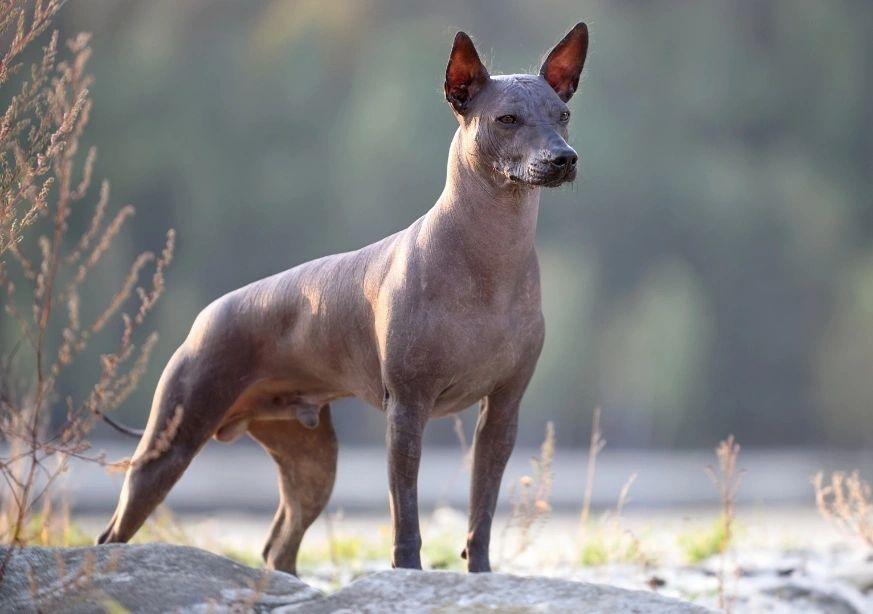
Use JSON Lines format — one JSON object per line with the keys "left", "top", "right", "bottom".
{"left": 577, "top": 519, "right": 653, "bottom": 568}
{"left": 10, "top": 509, "right": 93, "bottom": 548}
{"left": 677, "top": 519, "right": 730, "bottom": 564}
{"left": 422, "top": 531, "right": 465, "bottom": 571}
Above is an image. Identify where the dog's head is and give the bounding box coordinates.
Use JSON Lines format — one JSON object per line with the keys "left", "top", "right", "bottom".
{"left": 444, "top": 23, "right": 588, "bottom": 189}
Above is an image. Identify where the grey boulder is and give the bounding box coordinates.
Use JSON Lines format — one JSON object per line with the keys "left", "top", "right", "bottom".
{"left": 0, "top": 544, "right": 709, "bottom": 613}
{"left": 281, "top": 569, "right": 710, "bottom": 613}
{"left": 0, "top": 543, "right": 321, "bottom": 613}
{"left": 278, "top": 569, "right": 710, "bottom": 614}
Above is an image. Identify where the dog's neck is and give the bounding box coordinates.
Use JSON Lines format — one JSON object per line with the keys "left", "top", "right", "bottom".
{"left": 424, "top": 129, "right": 540, "bottom": 274}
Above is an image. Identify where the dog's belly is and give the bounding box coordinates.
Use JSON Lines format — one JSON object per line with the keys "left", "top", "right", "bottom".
{"left": 430, "top": 381, "right": 493, "bottom": 418}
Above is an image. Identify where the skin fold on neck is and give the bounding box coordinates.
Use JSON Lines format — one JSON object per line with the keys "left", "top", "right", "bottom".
{"left": 421, "top": 129, "right": 541, "bottom": 274}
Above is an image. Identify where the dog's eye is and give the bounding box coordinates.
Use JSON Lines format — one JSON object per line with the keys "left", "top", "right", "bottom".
{"left": 559, "top": 111, "right": 571, "bottom": 123}
{"left": 496, "top": 114, "right": 517, "bottom": 125}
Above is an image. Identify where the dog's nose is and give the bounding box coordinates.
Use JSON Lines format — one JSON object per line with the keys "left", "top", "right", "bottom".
{"left": 549, "top": 152, "right": 578, "bottom": 168}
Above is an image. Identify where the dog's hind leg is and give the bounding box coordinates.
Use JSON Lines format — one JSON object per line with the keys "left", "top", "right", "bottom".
{"left": 248, "top": 405, "right": 337, "bottom": 575}
{"left": 97, "top": 350, "right": 248, "bottom": 545}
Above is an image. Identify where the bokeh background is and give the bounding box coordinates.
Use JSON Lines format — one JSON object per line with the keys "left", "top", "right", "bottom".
{"left": 11, "top": 0, "right": 873, "bottom": 451}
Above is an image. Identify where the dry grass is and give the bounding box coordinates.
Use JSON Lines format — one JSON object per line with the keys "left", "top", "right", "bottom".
{"left": 24, "top": 547, "right": 126, "bottom": 611}
{"left": 0, "top": 0, "right": 174, "bottom": 577}
{"left": 0, "top": 0, "right": 68, "bottom": 254}
{"left": 813, "top": 470, "right": 873, "bottom": 549}
{"left": 579, "top": 406, "right": 604, "bottom": 526}
{"left": 577, "top": 473, "right": 652, "bottom": 568}
{"left": 705, "top": 435, "right": 742, "bottom": 612}
{"left": 498, "top": 421, "right": 555, "bottom": 564}
{"left": 451, "top": 414, "right": 473, "bottom": 471}
{"left": 575, "top": 409, "right": 651, "bottom": 567}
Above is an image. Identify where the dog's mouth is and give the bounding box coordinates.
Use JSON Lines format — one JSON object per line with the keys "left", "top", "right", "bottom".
{"left": 506, "top": 166, "right": 576, "bottom": 188}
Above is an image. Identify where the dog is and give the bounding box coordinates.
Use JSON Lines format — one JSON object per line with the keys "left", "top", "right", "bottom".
{"left": 97, "top": 22, "right": 588, "bottom": 574}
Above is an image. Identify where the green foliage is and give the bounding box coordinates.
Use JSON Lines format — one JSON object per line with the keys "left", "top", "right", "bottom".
{"left": 100, "top": 599, "right": 132, "bottom": 614}
{"left": 577, "top": 526, "right": 652, "bottom": 568}
{"left": 579, "top": 536, "right": 609, "bottom": 567}
{"left": 422, "top": 533, "right": 464, "bottom": 571}
{"left": 297, "top": 534, "right": 391, "bottom": 570}
{"left": 217, "top": 547, "right": 263, "bottom": 569}
{"left": 19, "top": 510, "right": 92, "bottom": 548}
{"left": 678, "top": 520, "right": 730, "bottom": 564}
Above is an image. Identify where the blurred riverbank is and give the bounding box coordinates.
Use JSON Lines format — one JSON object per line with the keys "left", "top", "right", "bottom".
{"left": 60, "top": 442, "right": 873, "bottom": 513}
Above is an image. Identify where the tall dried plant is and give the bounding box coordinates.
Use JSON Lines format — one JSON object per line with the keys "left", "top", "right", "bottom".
{"left": 813, "top": 470, "right": 873, "bottom": 549}
{"left": 575, "top": 409, "right": 649, "bottom": 568}
{"left": 498, "top": 421, "right": 555, "bottom": 564}
{"left": 580, "top": 406, "right": 604, "bottom": 526}
{"left": 705, "top": 435, "right": 743, "bottom": 612}
{"left": 0, "top": 1, "right": 174, "bottom": 577}
{"left": 1, "top": 0, "right": 68, "bottom": 254}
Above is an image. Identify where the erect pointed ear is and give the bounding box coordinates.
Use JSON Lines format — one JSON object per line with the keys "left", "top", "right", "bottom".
{"left": 444, "top": 32, "right": 489, "bottom": 114}
{"left": 540, "top": 22, "right": 589, "bottom": 102}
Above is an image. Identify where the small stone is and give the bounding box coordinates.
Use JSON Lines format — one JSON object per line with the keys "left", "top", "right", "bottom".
{"left": 648, "top": 575, "right": 667, "bottom": 589}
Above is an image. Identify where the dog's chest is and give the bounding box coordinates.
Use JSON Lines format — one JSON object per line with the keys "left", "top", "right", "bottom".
{"left": 379, "top": 265, "right": 543, "bottom": 413}
{"left": 428, "top": 310, "right": 538, "bottom": 415}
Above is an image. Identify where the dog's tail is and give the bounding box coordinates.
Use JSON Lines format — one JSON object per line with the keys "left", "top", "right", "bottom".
{"left": 96, "top": 409, "right": 145, "bottom": 438}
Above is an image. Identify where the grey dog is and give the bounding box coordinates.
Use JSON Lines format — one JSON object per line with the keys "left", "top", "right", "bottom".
{"left": 98, "top": 22, "right": 589, "bottom": 574}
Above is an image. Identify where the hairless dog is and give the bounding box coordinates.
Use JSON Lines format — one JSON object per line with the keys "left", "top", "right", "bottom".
{"left": 97, "top": 22, "right": 589, "bottom": 574}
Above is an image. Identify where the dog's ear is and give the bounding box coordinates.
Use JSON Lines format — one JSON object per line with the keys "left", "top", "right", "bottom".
{"left": 540, "top": 22, "right": 588, "bottom": 102}
{"left": 445, "top": 32, "right": 489, "bottom": 114}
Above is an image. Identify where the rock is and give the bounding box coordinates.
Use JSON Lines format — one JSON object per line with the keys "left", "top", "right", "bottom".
{"left": 763, "top": 579, "right": 871, "bottom": 614}
{"left": 828, "top": 561, "right": 873, "bottom": 592}
{"left": 0, "top": 545, "right": 709, "bottom": 613}
{"left": 0, "top": 543, "right": 322, "bottom": 613}
{"left": 277, "top": 569, "right": 712, "bottom": 614}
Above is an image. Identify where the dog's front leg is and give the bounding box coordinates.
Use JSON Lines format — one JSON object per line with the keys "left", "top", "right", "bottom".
{"left": 464, "top": 386, "right": 524, "bottom": 572}
{"left": 385, "top": 396, "right": 428, "bottom": 569}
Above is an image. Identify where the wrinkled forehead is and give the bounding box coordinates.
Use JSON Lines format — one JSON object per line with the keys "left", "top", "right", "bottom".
{"left": 485, "top": 74, "right": 566, "bottom": 114}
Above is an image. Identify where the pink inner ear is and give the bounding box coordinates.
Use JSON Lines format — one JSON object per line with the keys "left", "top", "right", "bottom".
{"left": 446, "top": 59, "right": 476, "bottom": 91}
{"left": 543, "top": 56, "right": 578, "bottom": 92}
{"left": 445, "top": 33, "right": 489, "bottom": 111}
{"left": 446, "top": 38, "right": 487, "bottom": 91}
{"left": 541, "top": 23, "right": 588, "bottom": 101}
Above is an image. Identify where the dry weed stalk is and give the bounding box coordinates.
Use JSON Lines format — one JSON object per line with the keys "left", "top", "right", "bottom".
{"left": 107, "top": 404, "right": 183, "bottom": 473}
{"left": 1, "top": 0, "right": 69, "bottom": 254}
{"left": 577, "top": 444, "right": 651, "bottom": 569}
{"left": 580, "top": 406, "right": 604, "bottom": 526}
{"left": 705, "top": 435, "right": 742, "bottom": 612}
{"left": 323, "top": 507, "right": 356, "bottom": 585}
{"left": 240, "top": 570, "right": 272, "bottom": 611}
{"left": 23, "top": 546, "right": 123, "bottom": 610}
{"left": 813, "top": 470, "right": 873, "bottom": 548}
{"left": 452, "top": 414, "right": 472, "bottom": 471}
{"left": 141, "top": 505, "right": 191, "bottom": 546}
{"left": 574, "top": 407, "right": 648, "bottom": 566}
{"left": 0, "top": 4, "right": 174, "bottom": 577}
{"left": 499, "top": 421, "right": 555, "bottom": 563}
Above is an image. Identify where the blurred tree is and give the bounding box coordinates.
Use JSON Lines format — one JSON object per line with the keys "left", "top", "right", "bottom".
{"left": 5, "top": 0, "right": 868, "bottom": 448}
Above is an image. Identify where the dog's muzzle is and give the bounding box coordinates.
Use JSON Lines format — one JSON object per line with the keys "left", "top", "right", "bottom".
{"left": 543, "top": 149, "right": 578, "bottom": 185}
{"left": 524, "top": 158, "right": 577, "bottom": 187}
